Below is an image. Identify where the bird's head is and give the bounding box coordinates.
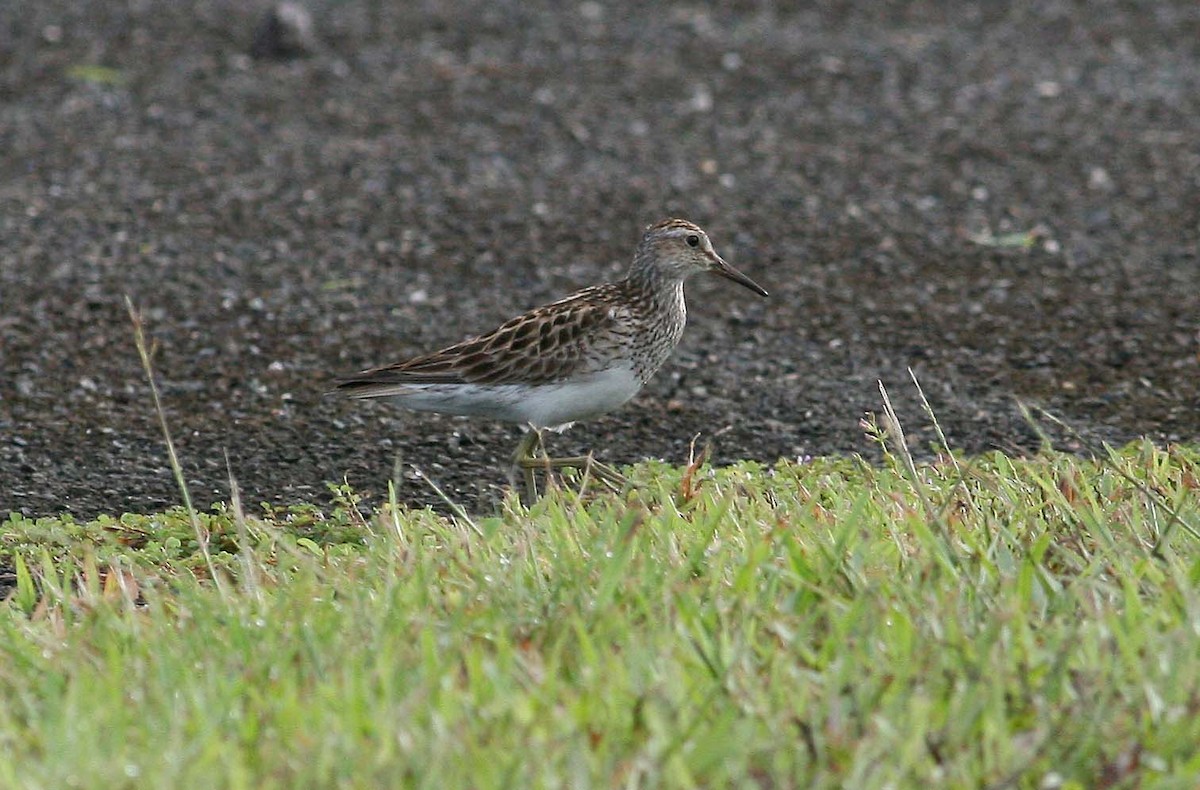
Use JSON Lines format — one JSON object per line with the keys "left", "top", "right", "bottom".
{"left": 634, "top": 218, "right": 768, "bottom": 296}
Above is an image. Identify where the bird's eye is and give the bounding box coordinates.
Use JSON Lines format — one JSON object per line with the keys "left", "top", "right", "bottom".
{"left": 686, "top": 235, "right": 700, "bottom": 248}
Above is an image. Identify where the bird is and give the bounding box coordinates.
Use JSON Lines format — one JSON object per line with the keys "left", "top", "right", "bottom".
{"left": 334, "top": 218, "right": 768, "bottom": 499}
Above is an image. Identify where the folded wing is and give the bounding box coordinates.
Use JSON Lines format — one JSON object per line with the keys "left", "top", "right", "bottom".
{"left": 335, "top": 286, "right": 623, "bottom": 398}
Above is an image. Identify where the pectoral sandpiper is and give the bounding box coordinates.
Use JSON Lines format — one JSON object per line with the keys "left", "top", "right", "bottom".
{"left": 335, "top": 218, "right": 768, "bottom": 499}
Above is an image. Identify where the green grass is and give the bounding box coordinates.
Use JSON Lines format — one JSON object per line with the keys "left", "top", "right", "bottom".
{"left": 2, "top": 442, "right": 1200, "bottom": 788}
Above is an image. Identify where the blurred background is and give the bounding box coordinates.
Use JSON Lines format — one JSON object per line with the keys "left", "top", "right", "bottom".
{"left": 1, "top": 0, "right": 1197, "bottom": 517}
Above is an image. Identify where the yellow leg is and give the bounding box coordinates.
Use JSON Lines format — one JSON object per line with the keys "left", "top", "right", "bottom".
{"left": 509, "top": 428, "right": 627, "bottom": 500}
{"left": 509, "top": 428, "right": 543, "bottom": 502}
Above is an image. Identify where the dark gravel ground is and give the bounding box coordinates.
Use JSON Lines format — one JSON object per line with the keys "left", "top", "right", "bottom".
{"left": 2, "top": 0, "right": 1198, "bottom": 519}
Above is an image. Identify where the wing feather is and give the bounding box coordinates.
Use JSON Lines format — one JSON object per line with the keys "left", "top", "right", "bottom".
{"left": 334, "top": 285, "right": 624, "bottom": 398}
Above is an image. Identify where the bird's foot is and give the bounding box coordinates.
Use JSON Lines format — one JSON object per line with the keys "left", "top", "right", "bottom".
{"left": 518, "top": 453, "right": 627, "bottom": 491}
{"left": 508, "top": 429, "right": 626, "bottom": 502}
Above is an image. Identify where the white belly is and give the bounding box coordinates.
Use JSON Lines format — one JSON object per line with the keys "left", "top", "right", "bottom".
{"left": 383, "top": 365, "right": 643, "bottom": 430}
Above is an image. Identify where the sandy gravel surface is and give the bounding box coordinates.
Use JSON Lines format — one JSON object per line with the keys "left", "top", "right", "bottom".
{"left": 2, "top": 1, "right": 1197, "bottom": 517}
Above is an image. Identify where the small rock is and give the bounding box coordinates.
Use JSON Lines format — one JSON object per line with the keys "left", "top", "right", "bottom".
{"left": 688, "top": 84, "right": 713, "bottom": 113}
{"left": 1036, "top": 80, "right": 1061, "bottom": 98}
{"left": 578, "top": 1, "right": 603, "bottom": 21}
{"left": 250, "top": 2, "right": 317, "bottom": 60}
{"left": 1088, "top": 166, "right": 1114, "bottom": 192}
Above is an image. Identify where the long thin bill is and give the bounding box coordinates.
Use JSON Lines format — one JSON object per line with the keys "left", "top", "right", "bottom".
{"left": 712, "top": 257, "right": 769, "bottom": 297}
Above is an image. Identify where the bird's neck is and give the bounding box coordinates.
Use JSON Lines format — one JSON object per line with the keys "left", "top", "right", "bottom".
{"left": 626, "top": 266, "right": 685, "bottom": 314}
{"left": 619, "top": 269, "right": 686, "bottom": 383}
{"left": 627, "top": 250, "right": 684, "bottom": 301}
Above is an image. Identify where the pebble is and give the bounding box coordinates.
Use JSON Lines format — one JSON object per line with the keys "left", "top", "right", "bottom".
{"left": 250, "top": 2, "right": 318, "bottom": 59}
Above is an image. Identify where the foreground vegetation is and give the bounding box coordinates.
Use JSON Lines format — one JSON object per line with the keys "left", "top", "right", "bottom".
{"left": 2, "top": 442, "right": 1199, "bottom": 788}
